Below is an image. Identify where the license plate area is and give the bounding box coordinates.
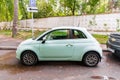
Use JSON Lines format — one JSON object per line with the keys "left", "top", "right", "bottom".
{"left": 107, "top": 47, "right": 115, "bottom": 53}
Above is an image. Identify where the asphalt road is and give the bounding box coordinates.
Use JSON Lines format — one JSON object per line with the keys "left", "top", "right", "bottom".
{"left": 0, "top": 50, "right": 119, "bottom": 80}
{"left": 0, "top": 35, "right": 118, "bottom": 80}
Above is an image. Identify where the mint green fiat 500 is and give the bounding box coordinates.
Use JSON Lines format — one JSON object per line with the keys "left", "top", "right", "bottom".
{"left": 16, "top": 27, "right": 102, "bottom": 67}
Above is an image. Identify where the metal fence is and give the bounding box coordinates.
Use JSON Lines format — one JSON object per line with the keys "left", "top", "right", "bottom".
{"left": 1, "top": 13, "right": 119, "bottom": 32}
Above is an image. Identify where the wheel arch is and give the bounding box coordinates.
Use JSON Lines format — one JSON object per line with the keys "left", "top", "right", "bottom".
{"left": 20, "top": 50, "right": 39, "bottom": 61}
{"left": 82, "top": 51, "right": 101, "bottom": 62}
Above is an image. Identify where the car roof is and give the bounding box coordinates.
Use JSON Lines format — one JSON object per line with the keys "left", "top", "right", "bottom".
{"left": 51, "top": 26, "right": 86, "bottom": 31}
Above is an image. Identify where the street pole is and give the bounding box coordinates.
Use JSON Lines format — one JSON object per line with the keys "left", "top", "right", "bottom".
{"left": 32, "top": 12, "right": 34, "bottom": 39}
{"left": 27, "top": 0, "right": 38, "bottom": 39}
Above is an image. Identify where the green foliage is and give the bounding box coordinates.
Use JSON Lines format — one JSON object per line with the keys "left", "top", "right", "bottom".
{"left": 0, "top": 0, "right": 13, "bottom": 21}
{"left": 86, "top": 0, "right": 99, "bottom": 14}
{"left": 34, "top": 0, "right": 54, "bottom": 18}
{"left": 60, "top": 0, "right": 81, "bottom": 15}
{"left": 0, "top": 30, "right": 11, "bottom": 36}
{"left": 0, "top": 30, "right": 108, "bottom": 44}
{"left": 0, "top": 0, "right": 119, "bottom": 21}
{"left": 116, "top": 19, "right": 120, "bottom": 31}
{"left": 89, "top": 16, "right": 97, "bottom": 26}
{"left": 19, "top": 0, "right": 28, "bottom": 19}
{"left": 113, "top": 0, "right": 120, "bottom": 9}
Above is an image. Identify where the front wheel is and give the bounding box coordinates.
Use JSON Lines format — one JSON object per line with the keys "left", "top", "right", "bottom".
{"left": 21, "top": 51, "right": 38, "bottom": 66}
{"left": 83, "top": 52, "right": 100, "bottom": 67}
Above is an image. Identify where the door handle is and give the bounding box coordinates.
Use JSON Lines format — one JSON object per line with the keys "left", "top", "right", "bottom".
{"left": 66, "top": 44, "right": 73, "bottom": 47}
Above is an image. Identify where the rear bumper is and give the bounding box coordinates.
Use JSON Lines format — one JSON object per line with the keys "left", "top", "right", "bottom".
{"left": 107, "top": 41, "right": 120, "bottom": 57}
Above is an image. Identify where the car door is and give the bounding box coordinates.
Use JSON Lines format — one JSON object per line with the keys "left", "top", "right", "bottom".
{"left": 39, "top": 29, "right": 74, "bottom": 59}
{"left": 71, "top": 29, "right": 88, "bottom": 60}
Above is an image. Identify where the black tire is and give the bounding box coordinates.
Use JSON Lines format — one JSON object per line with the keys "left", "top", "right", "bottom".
{"left": 21, "top": 51, "right": 38, "bottom": 66}
{"left": 83, "top": 52, "right": 100, "bottom": 67}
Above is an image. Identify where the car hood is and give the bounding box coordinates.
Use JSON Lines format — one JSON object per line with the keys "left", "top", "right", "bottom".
{"left": 20, "top": 38, "right": 34, "bottom": 45}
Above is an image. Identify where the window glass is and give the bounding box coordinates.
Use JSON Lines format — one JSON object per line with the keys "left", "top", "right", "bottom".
{"left": 46, "top": 29, "right": 69, "bottom": 40}
{"left": 72, "top": 30, "right": 87, "bottom": 39}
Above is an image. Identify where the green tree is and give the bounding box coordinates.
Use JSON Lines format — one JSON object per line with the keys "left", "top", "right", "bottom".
{"left": 88, "top": 0, "right": 100, "bottom": 14}
{"left": 0, "top": 0, "right": 13, "bottom": 21}
{"left": 81, "top": 0, "right": 100, "bottom": 14}
{"left": 60, "top": 0, "right": 81, "bottom": 15}
{"left": 19, "top": 0, "right": 29, "bottom": 19}
{"left": 34, "top": 0, "right": 54, "bottom": 18}
{"left": 113, "top": 0, "right": 120, "bottom": 9}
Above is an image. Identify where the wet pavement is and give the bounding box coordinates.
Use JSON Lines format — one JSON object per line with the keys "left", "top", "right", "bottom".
{"left": 0, "top": 50, "right": 119, "bottom": 80}
{"left": 0, "top": 35, "right": 119, "bottom": 80}
{"left": 0, "top": 35, "right": 22, "bottom": 50}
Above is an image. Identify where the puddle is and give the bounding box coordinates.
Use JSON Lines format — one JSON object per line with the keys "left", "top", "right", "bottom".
{"left": 91, "top": 76, "right": 116, "bottom": 80}
{"left": 0, "top": 51, "right": 40, "bottom": 74}
{"left": 0, "top": 63, "right": 40, "bottom": 74}
{"left": 91, "top": 76, "right": 103, "bottom": 79}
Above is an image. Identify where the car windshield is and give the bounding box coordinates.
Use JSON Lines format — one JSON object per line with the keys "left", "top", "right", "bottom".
{"left": 32, "top": 30, "right": 47, "bottom": 40}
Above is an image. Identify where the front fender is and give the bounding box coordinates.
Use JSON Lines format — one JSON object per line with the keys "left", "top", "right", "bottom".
{"left": 16, "top": 44, "right": 40, "bottom": 60}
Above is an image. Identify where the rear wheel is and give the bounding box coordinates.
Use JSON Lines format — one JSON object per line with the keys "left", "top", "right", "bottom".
{"left": 21, "top": 51, "right": 38, "bottom": 66}
{"left": 83, "top": 52, "right": 100, "bottom": 67}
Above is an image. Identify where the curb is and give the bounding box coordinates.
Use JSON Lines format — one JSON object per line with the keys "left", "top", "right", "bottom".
{"left": 0, "top": 46, "right": 17, "bottom": 50}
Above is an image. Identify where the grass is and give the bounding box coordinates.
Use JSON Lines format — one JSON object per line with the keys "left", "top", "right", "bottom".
{"left": 0, "top": 30, "right": 108, "bottom": 44}
{"left": 0, "top": 30, "right": 45, "bottom": 40}
{"left": 92, "top": 34, "right": 108, "bottom": 44}
{"left": 0, "top": 30, "right": 11, "bottom": 36}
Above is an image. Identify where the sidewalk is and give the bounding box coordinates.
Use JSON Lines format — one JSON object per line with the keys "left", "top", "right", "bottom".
{"left": 0, "top": 35, "right": 107, "bottom": 51}
{"left": 0, "top": 35, "right": 22, "bottom": 50}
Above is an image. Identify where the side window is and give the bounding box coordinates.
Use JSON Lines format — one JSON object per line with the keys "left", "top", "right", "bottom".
{"left": 47, "top": 29, "right": 69, "bottom": 40}
{"left": 72, "top": 30, "right": 87, "bottom": 39}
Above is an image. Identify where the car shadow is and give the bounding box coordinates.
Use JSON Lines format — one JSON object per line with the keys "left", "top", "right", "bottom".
{"left": 0, "top": 51, "right": 98, "bottom": 74}
{"left": 104, "top": 51, "right": 120, "bottom": 64}
{"left": 37, "top": 61, "right": 86, "bottom": 67}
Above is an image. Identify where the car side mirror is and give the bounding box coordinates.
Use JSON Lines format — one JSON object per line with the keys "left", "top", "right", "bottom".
{"left": 42, "top": 37, "right": 46, "bottom": 44}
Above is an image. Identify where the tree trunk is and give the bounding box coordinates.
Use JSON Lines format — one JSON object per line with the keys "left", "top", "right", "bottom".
{"left": 12, "top": 0, "right": 18, "bottom": 37}
{"left": 72, "top": 0, "right": 76, "bottom": 15}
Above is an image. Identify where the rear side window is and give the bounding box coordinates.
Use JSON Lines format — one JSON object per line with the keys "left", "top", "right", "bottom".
{"left": 71, "top": 29, "right": 87, "bottom": 39}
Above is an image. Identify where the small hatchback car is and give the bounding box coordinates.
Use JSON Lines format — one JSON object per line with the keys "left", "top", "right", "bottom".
{"left": 16, "top": 27, "right": 102, "bottom": 67}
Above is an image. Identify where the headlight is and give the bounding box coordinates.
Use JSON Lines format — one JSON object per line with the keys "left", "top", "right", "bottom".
{"left": 111, "top": 38, "right": 116, "bottom": 42}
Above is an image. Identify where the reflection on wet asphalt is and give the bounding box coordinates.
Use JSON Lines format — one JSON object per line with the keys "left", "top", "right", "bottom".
{"left": 0, "top": 50, "right": 119, "bottom": 80}
{"left": 0, "top": 51, "right": 40, "bottom": 74}
{"left": 91, "top": 75, "right": 116, "bottom": 80}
